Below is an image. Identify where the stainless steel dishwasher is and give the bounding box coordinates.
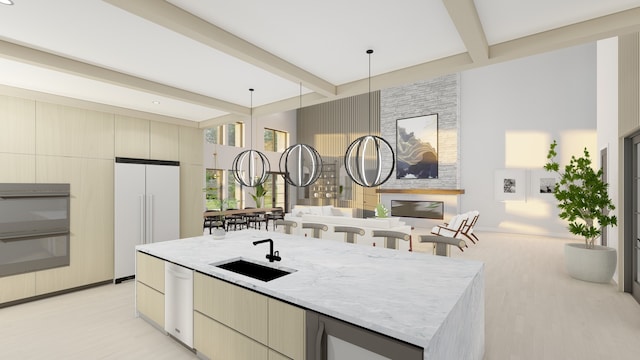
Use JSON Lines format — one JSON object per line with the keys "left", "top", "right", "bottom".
{"left": 164, "top": 262, "right": 193, "bottom": 348}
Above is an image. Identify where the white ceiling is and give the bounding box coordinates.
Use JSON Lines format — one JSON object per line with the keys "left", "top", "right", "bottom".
{"left": 0, "top": 0, "right": 639, "bottom": 127}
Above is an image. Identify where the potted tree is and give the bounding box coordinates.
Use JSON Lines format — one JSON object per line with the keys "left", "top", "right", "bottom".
{"left": 544, "top": 140, "right": 617, "bottom": 283}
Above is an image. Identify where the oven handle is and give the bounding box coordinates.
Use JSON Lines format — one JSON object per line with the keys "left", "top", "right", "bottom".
{"left": 0, "top": 230, "right": 70, "bottom": 242}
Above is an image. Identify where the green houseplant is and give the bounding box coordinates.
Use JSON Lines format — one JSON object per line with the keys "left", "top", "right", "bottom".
{"left": 250, "top": 182, "right": 268, "bottom": 208}
{"left": 544, "top": 140, "right": 617, "bottom": 283}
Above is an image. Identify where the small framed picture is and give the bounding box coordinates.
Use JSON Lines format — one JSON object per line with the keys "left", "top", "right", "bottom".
{"left": 494, "top": 169, "right": 526, "bottom": 201}
{"left": 530, "top": 169, "right": 559, "bottom": 200}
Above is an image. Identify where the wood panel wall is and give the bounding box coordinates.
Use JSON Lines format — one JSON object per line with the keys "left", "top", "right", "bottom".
{"left": 296, "top": 92, "right": 380, "bottom": 215}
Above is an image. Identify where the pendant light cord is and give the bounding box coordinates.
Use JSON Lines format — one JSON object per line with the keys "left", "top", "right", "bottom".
{"left": 367, "top": 49, "right": 373, "bottom": 134}
{"left": 249, "top": 88, "right": 254, "bottom": 150}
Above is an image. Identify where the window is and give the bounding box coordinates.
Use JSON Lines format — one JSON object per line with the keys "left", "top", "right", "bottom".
{"left": 205, "top": 122, "right": 244, "bottom": 147}
{"left": 205, "top": 169, "right": 223, "bottom": 210}
{"left": 226, "top": 170, "right": 242, "bottom": 209}
{"left": 264, "top": 128, "right": 288, "bottom": 152}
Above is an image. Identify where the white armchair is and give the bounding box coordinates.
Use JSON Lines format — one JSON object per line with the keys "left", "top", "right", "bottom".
{"left": 431, "top": 213, "right": 468, "bottom": 239}
{"left": 460, "top": 211, "right": 480, "bottom": 243}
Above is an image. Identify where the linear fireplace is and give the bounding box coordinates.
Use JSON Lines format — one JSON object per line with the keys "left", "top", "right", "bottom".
{"left": 390, "top": 200, "right": 444, "bottom": 220}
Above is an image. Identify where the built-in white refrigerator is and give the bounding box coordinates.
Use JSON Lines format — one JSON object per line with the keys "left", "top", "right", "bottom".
{"left": 114, "top": 158, "right": 180, "bottom": 283}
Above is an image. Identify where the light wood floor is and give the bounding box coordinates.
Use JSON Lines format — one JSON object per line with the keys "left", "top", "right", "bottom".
{"left": 1, "top": 231, "right": 639, "bottom": 360}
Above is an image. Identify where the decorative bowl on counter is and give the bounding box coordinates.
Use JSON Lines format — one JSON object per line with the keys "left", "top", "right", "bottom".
{"left": 212, "top": 229, "right": 226, "bottom": 239}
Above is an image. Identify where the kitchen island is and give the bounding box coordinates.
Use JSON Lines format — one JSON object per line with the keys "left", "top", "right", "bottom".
{"left": 136, "top": 229, "right": 484, "bottom": 360}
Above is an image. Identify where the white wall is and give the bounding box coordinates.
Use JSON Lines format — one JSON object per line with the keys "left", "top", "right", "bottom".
{"left": 460, "top": 43, "right": 597, "bottom": 237}
{"left": 597, "top": 37, "right": 620, "bottom": 281}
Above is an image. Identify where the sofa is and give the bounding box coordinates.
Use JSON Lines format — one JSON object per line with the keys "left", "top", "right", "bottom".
{"left": 284, "top": 205, "right": 412, "bottom": 251}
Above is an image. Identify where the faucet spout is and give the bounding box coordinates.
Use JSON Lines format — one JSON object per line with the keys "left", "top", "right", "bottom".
{"left": 253, "top": 239, "right": 281, "bottom": 262}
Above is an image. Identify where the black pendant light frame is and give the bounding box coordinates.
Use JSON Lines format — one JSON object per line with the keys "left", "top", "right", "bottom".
{"left": 344, "top": 49, "right": 395, "bottom": 188}
{"left": 231, "top": 88, "right": 271, "bottom": 188}
{"left": 279, "top": 82, "right": 323, "bottom": 187}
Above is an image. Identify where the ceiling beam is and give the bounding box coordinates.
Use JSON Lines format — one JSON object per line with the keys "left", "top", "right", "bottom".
{"left": 442, "top": 0, "right": 489, "bottom": 64}
{"left": 105, "top": 0, "right": 337, "bottom": 98}
{"left": 490, "top": 7, "right": 640, "bottom": 61}
{"left": 0, "top": 39, "right": 248, "bottom": 116}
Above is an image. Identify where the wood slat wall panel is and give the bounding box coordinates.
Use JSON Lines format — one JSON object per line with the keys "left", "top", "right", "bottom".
{"left": 297, "top": 92, "right": 380, "bottom": 213}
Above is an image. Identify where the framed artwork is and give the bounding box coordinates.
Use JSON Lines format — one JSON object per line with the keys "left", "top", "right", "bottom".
{"left": 529, "top": 169, "right": 558, "bottom": 200}
{"left": 494, "top": 169, "right": 526, "bottom": 201}
{"left": 396, "top": 114, "right": 438, "bottom": 179}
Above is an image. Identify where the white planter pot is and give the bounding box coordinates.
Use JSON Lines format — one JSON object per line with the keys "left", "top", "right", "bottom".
{"left": 564, "top": 243, "right": 616, "bottom": 283}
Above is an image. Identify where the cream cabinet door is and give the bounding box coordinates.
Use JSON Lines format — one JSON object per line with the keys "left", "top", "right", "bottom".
{"left": 268, "top": 298, "right": 305, "bottom": 360}
{"left": 268, "top": 349, "right": 292, "bottom": 360}
{"left": 194, "top": 272, "right": 268, "bottom": 344}
{"left": 136, "top": 252, "right": 165, "bottom": 292}
{"left": 136, "top": 282, "right": 165, "bottom": 327}
{"left": 194, "top": 311, "right": 268, "bottom": 360}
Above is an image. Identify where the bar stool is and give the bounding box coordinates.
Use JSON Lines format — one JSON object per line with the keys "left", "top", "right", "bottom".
{"left": 419, "top": 235, "right": 466, "bottom": 256}
{"left": 301, "top": 222, "right": 328, "bottom": 238}
{"left": 371, "top": 230, "right": 410, "bottom": 250}
{"left": 274, "top": 219, "right": 297, "bottom": 234}
{"left": 333, "top": 226, "right": 365, "bottom": 244}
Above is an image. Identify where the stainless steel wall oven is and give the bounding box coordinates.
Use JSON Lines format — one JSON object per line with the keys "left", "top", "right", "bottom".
{"left": 0, "top": 183, "right": 70, "bottom": 277}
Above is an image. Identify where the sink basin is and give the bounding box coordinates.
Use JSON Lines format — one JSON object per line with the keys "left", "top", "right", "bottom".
{"left": 212, "top": 258, "right": 295, "bottom": 282}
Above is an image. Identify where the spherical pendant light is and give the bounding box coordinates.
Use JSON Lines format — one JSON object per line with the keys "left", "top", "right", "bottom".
{"left": 231, "top": 89, "right": 271, "bottom": 187}
{"left": 344, "top": 134, "right": 394, "bottom": 187}
{"left": 280, "top": 143, "right": 322, "bottom": 187}
{"left": 344, "top": 49, "right": 395, "bottom": 188}
{"left": 279, "top": 83, "right": 323, "bottom": 187}
{"left": 232, "top": 149, "right": 270, "bottom": 187}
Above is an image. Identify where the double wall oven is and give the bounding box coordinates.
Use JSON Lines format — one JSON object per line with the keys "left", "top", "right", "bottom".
{"left": 0, "top": 183, "right": 70, "bottom": 277}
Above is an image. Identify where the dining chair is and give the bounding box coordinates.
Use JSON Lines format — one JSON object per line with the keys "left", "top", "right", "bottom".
{"left": 203, "top": 214, "right": 225, "bottom": 234}
{"left": 266, "top": 207, "right": 285, "bottom": 231}
{"left": 225, "top": 210, "right": 247, "bottom": 231}
{"left": 245, "top": 207, "right": 267, "bottom": 230}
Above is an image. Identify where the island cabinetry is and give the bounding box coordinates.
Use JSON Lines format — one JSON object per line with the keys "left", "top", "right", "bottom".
{"left": 194, "top": 311, "right": 269, "bottom": 360}
{"left": 135, "top": 251, "right": 165, "bottom": 327}
{"left": 269, "top": 349, "right": 292, "bottom": 360}
{"left": 194, "top": 272, "right": 269, "bottom": 359}
{"left": 268, "top": 298, "right": 306, "bottom": 359}
{"left": 193, "top": 272, "right": 306, "bottom": 360}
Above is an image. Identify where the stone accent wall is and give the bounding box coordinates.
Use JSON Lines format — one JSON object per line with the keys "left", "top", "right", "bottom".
{"left": 380, "top": 74, "right": 460, "bottom": 189}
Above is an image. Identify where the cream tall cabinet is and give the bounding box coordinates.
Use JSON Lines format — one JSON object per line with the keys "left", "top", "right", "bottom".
{"left": 114, "top": 158, "right": 179, "bottom": 283}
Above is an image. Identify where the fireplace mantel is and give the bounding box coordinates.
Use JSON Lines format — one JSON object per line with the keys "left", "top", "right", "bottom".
{"left": 376, "top": 188, "right": 465, "bottom": 195}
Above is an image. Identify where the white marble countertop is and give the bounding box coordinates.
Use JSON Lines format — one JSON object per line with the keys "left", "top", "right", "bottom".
{"left": 137, "top": 229, "right": 484, "bottom": 357}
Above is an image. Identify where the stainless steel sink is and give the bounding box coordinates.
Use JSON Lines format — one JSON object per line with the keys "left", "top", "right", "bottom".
{"left": 211, "top": 258, "right": 295, "bottom": 282}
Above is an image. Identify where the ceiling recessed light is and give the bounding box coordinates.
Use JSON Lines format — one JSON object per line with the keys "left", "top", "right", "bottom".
{"left": 152, "top": 100, "right": 160, "bottom": 105}
{"left": 0, "top": 0, "right": 14, "bottom": 5}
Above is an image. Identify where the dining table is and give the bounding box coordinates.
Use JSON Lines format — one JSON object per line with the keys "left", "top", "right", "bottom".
{"left": 203, "top": 207, "right": 280, "bottom": 218}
